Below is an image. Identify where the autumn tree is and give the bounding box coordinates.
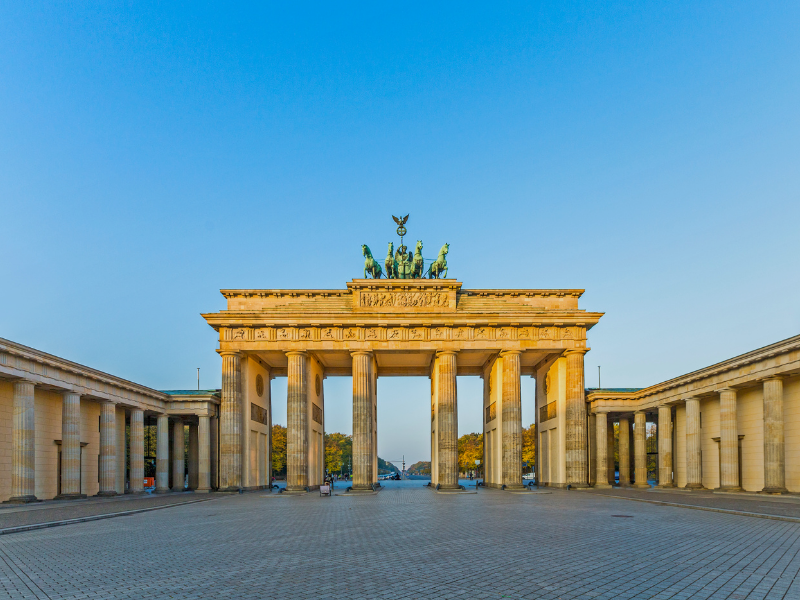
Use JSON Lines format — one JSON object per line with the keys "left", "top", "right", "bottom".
{"left": 324, "top": 432, "right": 352, "bottom": 475}
{"left": 272, "top": 424, "right": 287, "bottom": 476}
{"left": 457, "top": 432, "right": 483, "bottom": 474}
{"left": 521, "top": 423, "right": 536, "bottom": 472}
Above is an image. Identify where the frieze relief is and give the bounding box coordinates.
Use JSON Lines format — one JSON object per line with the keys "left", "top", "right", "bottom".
{"left": 235, "top": 324, "right": 584, "bottom": 345}
{"left": 359, "top": 291, "right": 449, "bottom": 308}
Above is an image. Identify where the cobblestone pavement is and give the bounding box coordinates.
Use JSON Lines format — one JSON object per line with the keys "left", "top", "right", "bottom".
{"left": 589, "top": 487, "right": 800, "bottom": 520}
{"left": 0, "top": 482, "right": 798, "bottom": 599}
{"left": 0, "top": 493, "right": 222, "bottom": 530}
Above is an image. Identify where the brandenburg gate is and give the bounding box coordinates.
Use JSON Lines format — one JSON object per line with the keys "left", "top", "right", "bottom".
{"left": 202, "top": 276, "right": 603, "bottom": 492}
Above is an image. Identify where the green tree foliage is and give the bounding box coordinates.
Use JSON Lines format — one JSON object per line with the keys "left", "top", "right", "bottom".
{"left": 378, "top": 457, "right": 399, "bottom": 474}
{"left": 407, "top": 461, "right": 431, "bottom": 475}
{"left": 457, "top": 433, "right": 483, "bottom": 474}
{"left": 272, "top": 424, "right": 287, "bottom": 476}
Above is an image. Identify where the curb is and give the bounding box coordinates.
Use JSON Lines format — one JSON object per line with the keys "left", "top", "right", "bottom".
{"left": 0, "top": 496, "right": 219, "bottom": 536}
{"left": 601, "top": 494, "right": 800, "bottom": 524}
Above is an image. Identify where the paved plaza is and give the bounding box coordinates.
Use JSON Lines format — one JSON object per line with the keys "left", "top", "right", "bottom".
{"left": 0, "top": 482, "right": 798, "bottom": 600}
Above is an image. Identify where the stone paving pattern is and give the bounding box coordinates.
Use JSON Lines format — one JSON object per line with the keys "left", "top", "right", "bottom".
{"left": 0, "top": 493, "right": 221, "bottom": 530}
{"left": 590, "top": 487, "right": 800, "bottom": 519}
{"left": 0, "top": 482, "right": 798, "bottom": 599}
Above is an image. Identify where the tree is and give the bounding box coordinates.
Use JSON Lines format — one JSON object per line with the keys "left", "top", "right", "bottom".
{"left": 522, "top": 423, "right": 536, "bottom": 472}
{"left": 272, "top": 424, "right": 287, "bottom": 476}
{"left": 457, "top": 432, "right": 483, "bottom": 474}
{"left": 324, "top": 432, "right": 352, "bottom": 474}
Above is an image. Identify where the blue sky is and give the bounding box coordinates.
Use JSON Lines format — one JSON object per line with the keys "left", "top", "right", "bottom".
{"left": 1, "top": 3, "right": 798, "bottom": 466}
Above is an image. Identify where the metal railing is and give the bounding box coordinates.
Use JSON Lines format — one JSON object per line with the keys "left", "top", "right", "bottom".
{"left": 539, "top": 402, "right": 557, "bottom": 422}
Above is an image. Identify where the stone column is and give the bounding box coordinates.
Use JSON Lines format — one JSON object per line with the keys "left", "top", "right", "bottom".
{"left": 97, "top": 401, "right": 117, "bottom": 496}
{"left": 594, "top": 413, "right": 611, "bottom": 488}
{"left": 197, "top": 415, "right": 211, "bottom": 492}
{"left": 10, "top": 380, "right": 37, "bottom": 502}
{"left": 685, "top": 397, "right": 703, "bottom": 489}
{"left": 565, "top": 349, "right": 589, "bottom": 487}
{"left": 188, "top": 423, "right": 199, "bottom": 490}
{"left": 763, "top": 377, "right": 787, "bottom": 493}
{"left": 719, "top": 388, "right": 740, "bottom": 491}
{"left": 633, "top": 411, "right": 649, "bottom": 488}
{"left": 210, "top": 415, "right": 219, "bottom": 490}
{"left": 220, "top": 351, "right": 242, "bottom": 491}
{"left": 129, "top": 409, "right": 145, "bottom": 494}
{"left": 501, "top": 351, "right": 522, "bottom": 489}
{"left": 351, "top": 351, "right": 374, "bottom": 491}
{"left": 588, "top": 414, "right": 596, "bottom": 487}
{"left": 438, "top": 351, "right": 460, "bottom": 489}
{"left": 172, "top": 419, "right": 185, "bottom": 491}
{"left": 155, "top": 414, "right": 170, "bottom": 492}
{"left": 287, "top": 351, "right": 309, "bottom": 491}
{"left": 618, "top": 417, "right": 630, "bottom": 486}
{"left": 657, "top": 405, "right": 674, "bottom": 488}
{"left": 57, "top": 390, "right": 83, "bottom": 499}
{"left": 607, "top": 417, "right": 615, "bottom": 485}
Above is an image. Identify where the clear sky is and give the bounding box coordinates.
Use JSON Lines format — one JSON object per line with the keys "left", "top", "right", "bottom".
{"left": 2, "top": 3, "right": 798, "bottom": 467}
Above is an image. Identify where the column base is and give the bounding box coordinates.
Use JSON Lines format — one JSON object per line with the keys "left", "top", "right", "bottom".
{"left": 347, "top": 485, "right": 375, "bottom": 493}
{"left": 195, "top": 487, "right": 211, "bottom": 493}
{"left": 594, "top": 483, "right": 612, "bottom": 489}
{"left": 632, "top": 483, "right": 651, "bottom": 489}
{"left": 54, "top": 493, "right": 87, "bottom": 500}
{"left": 761, "top": 486, "right": 789, "bottom": 494}
{"left": 568, "top": 483, "right": 590, "bottom": 489}
{"left": 154, "top": 488, "right": 172, "bottom": 494}
{"left": 656, "top": 483, "right": 676, "bottom": 489}
{"left": 618, "top": 481, "right": 632, "bottom": 487}
{"left": 717, "top": 486, "right": 742, "bottom": 493}
{"left": 4, "top": 495, "right": 39, "bottom": 504}
{"left": 684, "top": 483, "right": 705, "bottom": 490}
{"left": 95, "top": 491, "right": 118, "bottom": 497}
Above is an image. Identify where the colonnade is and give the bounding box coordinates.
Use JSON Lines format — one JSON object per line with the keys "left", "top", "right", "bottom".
{"left": 592, "top": 376, "right": 789, "bottom": 492}
{"left": 7, "top": 379, "right": 213, "bottom": 502}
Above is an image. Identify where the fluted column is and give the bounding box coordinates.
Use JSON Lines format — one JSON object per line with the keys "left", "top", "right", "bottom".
{"left": 434, "top": 351, "right": 459, "bottom": 489}
{"left": 619, "top": 417, "right": 630, "bottom": 486}
{"left": 657, "top": 406, "right": 674, "bottom": 487}
{"left": 588, "top": 414, "right": 596, "bottom": 487}
{"left": 685, "top": 397, "right": 702, "bottom": 489}
{"left": 10, "top": 380, "right": 37, "bottom": 502}
{"left": 763, "top": 377, "right": 787, "bottom": 493}
{"left": 129, "top": 409, "right": 145, "bottom": 494}
{"left": 607, "top": 417, "right": 615, "bottom": 485}
{"left": 172, "top": 419, "right": 185, "bottom": 491}
{"left": 565, "top": 350, "right": 589, "bottom": 487}
{"left": 155, "top": 414, "right": 170, "bottom": 492}
{"left": 351, "top": 351, "right": 373, "bottom": 491}
{"left": 57, "top": 391, "right": 83, "bottom": 499}
{"left": 594, "top": 413, "right": 611, "bottom": 488}
{"left": 633, "top": 411, "right": 649, "bottom": 488}
{"left": 197, "top": 416, "right": 211, "bottom": 492}
{"left": 220, "top": 351, "right": 242, "bottom": 491}
{"left": 97, "top": 401, "right": 117, "bottom": 496}
{"left": 210, "top": 416, "right": 219, "bottom": 489}
{"left": 501, "top": 351, "right": 522, "bottom": 489}
{"left": 188, "top": 423, "right": 199, "bottom": 490}
{"left": 287, "top": 351, "right": 309, "bottom": 491}
{"left": 719, "top": 388, "right": 740, "bottom": 491}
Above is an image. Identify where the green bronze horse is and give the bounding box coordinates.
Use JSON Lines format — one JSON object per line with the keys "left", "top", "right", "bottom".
{"left": 429, "top": 243, "right": 449, "bottom": 278}
{"left": 362, "top": 244, "right": 383, "bottom": 279}
{"left": 412, "top": 240, "right": 424, "bottom": 278}
{"left": 385, "top": 242, "right": 398, "bottom": 279}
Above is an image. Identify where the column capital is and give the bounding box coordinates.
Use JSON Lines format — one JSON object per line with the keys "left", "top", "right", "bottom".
{"left": 350, "top": 350, "right": 373, "bottom": 358}
{"left": 14, "top": 378, "right": 36, "bottom": 386}
{"left": 285, "top": 350, "right": 308, "bottom": 358}
{"left": 717, "top": 386, "right": 737, "bottom": 392}
{"left": 683, "top": 396, "right": 700, "bottom": 403}
{"left": 217, "top": 349, "right": 241, "bottom": 357}
{"left": 499, "top": 350, "right": 521, "bottom": 357}
{"left": 762, "top": 375, "right": 785, "bottom": 382}
{"left": 435, "top": 350, "right": 459, "bottom": 358}
{"left": 564, "top": 348, "right": 589, "bottom": 356}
